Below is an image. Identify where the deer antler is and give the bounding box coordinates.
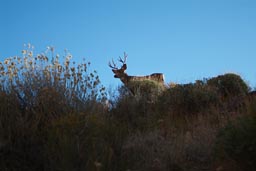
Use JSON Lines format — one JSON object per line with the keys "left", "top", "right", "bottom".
{"left": 118, "top": 52, "right": 127, "bottom": 64}
{"left": 109, "top": 52, "right": 128, "bottom": 70}
{"left": 108, "top": 59, "right": 118, "bottom": 69}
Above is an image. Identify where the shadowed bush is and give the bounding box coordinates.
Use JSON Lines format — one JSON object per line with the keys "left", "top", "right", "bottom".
{"left": 207, "top": 73, "right": 249, "bottom": 98}
{"left": 0, "top": 44, "right": 107, "bottom": 171}
{"left": 128, "top": 80, "right": 165, "bottom": 101}
{"left": 110, "top": 81, "right": 165, "bottom": 133}
{"left": 215, "top": 114, "right": 256, "bottom": 171}
{"left": 45, "top": 113, "right": 116, "bottom": 171}
{"left": 0, "top": 46, "right": 255, "bottom": 171}
{"left": 159, "top": 81, "right": 219, "bottom": 116}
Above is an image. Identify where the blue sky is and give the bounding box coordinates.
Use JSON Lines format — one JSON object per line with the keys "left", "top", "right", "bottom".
{"left": 1, "top": 0, "right": 256, "bottom": 88}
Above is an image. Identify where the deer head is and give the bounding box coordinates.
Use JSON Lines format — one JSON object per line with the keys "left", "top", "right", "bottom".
{"left": 108, "top": 53, "right": 129, "bottom": 84}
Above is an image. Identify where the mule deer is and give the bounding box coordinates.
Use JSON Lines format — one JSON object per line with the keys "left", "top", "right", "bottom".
{"left": 109, "top": 53, "right": 164, "bottom": 94}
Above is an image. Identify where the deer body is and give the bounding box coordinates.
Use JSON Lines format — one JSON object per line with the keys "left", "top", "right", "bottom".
{"left": 109, "top": 53, "right": 164, "bottom": 94}
{"left": 115, "top": 73, "right": 164, "bottom": 85}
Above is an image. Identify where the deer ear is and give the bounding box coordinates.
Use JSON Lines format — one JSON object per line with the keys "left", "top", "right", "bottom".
{"left": 121, "top": 64, "right": 127, "bottom": 70}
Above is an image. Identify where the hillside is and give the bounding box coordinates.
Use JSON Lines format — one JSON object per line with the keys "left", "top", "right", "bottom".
{"left": 0, "top": 50, "right": 255, "bottom": 171}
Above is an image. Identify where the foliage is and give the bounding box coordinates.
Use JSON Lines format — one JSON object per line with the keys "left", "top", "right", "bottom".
{"left": 0, "top": 44, "right": 106, "bottom": 110}
{"left": 108, "top": 73, "right": 254, "bottom": 170}
{"left": 108, "top": 80, "right": 164, "bottom": 132}
{"left": 110, "top": 86, "right": 158, "bottom": 132}
{"left": 0, "top": 45, "right": 255, "bottom": 171}
{"left": 120, "top": 131, "right": 184, "bottom": 171}
{"left": 215, "top": 115, "right": 256, "bottom": 171}
{"left": 128, "top": 79, "right": 165, "bottom": 99}
{"left": 159, "top": 81, "right": 219, "bottom": 116}
{"left": 45, "top": 113, "right": 118, "bottom": 171}
{"left": 213, "top": 93, "right": 256, "bottom": 171}
{"left": 207, "top": 73, "right": 249, "bottom": 98}
{"left": 0, "top": 44, "right": 107, "bottom": 171}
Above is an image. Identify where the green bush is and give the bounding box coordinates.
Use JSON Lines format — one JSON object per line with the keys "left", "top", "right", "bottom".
{"left": 215, "top": 115, "right": 256, "bottom": 171}
{"left": 128, "top": 79, "right": 165, "bottom": 101}
{"left": 159, "top": 82, "right": 219, "bottom": 115}
{"left": 207, "top": 73, "right": 249, "bottom": 98}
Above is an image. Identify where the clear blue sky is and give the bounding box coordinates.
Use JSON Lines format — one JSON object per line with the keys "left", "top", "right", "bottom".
{"left": 1, "top": 0, "right": 256, "bottom": 88}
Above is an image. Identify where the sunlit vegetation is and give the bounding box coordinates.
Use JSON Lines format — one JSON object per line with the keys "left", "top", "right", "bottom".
{"left": 0, "top": 46, "right": 255, "bottom": 171}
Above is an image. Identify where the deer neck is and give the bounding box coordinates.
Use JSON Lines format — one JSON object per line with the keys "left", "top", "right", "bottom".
{"left": 118, "top": 73, "right": 130, "bottom": 85}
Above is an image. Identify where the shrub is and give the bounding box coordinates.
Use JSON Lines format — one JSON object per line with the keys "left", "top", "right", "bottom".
{"left": 215, "top": 115, "right": 256, "bottom": 171}
{"left": 159, "top": 82, "right": 219, "bottom": 116}
{"left": 121, "top": 131, "right": 184, "bottom": 171}
{"left": 45, "top": 113, "right": 111, "bottom": 171}
{"left": 207, "top": 73, "right": 249, "bottom": 98}
{"left": 128, "top": 79, "right": 165, "bottom": 101}
{"left": 0, "top": 91, "right": 45, "bottom": 171}
{"left": 0, "top": 44, "right": 107, "bottom": 170}
{"left": 110, "top": 82, "right": 163, "bottom": 132}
